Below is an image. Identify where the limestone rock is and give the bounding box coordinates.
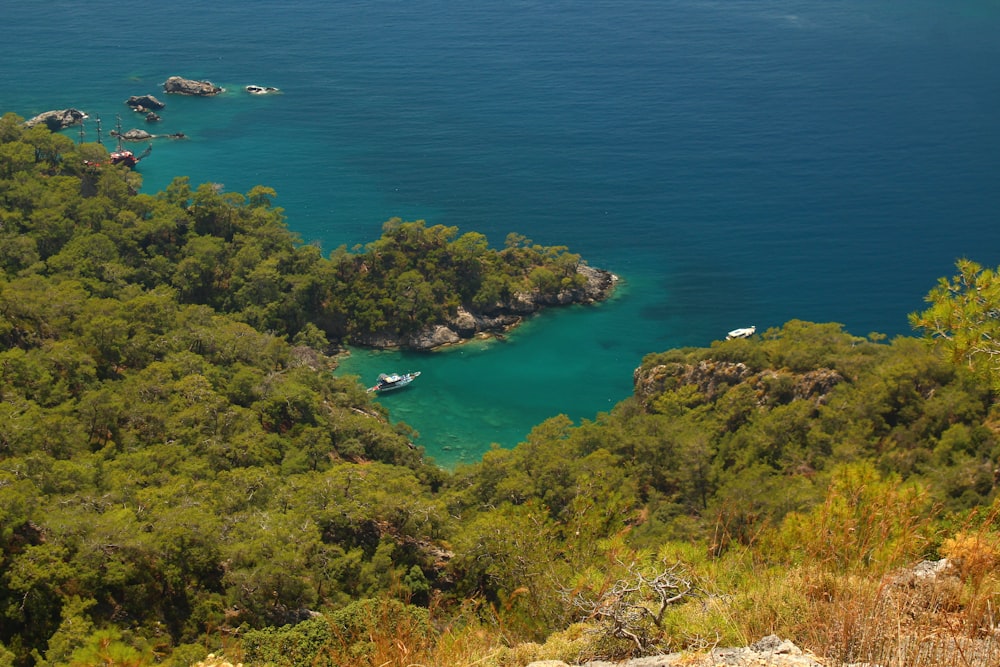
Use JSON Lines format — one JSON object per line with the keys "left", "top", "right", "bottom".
{"left": 408, "top": 325, "right": 461, "bottom": 350}
{"left": 126, "top": 94, "right": 166, "bottom": 110}
{"left": 448, "top": 307, "right": 479, "bottom": 337}
{"left": 163, "top": 76, "right": 223, "bottom": 96}
{"left": 24, "top": 108, "right": 86, "bottom": 130}
{"left": 351, "top": 330, "right": 401, "bottom": 349}
{"left": 532, "top": 265, "right": 618, "bottom": 307}
{"left": 634, "top": 360, "right": 754, "bottom": 404}
{"left": 576, "top": 264, "right": 618, "bottom": 302}
{"left": 884, "top": 558, "right": 962, "bottom": 599}
{"left": 554, "top": 637, "right": 822, "bottom": 667}
{"left": 900, "top": 557, "right": 958, "bottom": 583}
{"left": 113, "top": 128, "right": 153, "bottom": 141}
{"left": 633, "top": 361, "right": 844, "bottom": 410}
{"left": 508, "top": 290, "right": 541, "bottom": 313}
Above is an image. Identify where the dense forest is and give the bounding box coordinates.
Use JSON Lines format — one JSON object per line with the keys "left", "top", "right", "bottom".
{"left": 2, "top": 113, "right": 1000, "bottom": 667}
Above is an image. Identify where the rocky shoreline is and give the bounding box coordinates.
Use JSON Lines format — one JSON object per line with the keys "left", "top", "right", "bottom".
{"left": 351, "top": 264, "right": 618, "bottom": 351}
{"left": 23, "top": 108, "right": 87, "bottom": 130}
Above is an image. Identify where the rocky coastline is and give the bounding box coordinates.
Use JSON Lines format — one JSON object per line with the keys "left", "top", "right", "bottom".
{"left": 352, "top": 264, "right": 618, "bottom": 351}
{"left": 23, "top": 108, "right": 86, "bottom": 130}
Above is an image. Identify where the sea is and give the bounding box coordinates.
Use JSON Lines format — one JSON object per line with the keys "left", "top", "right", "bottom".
{"left": 4, "top": 0, "right": 1000, "bottom": 467}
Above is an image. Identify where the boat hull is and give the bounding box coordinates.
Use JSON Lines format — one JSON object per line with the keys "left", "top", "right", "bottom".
{"left": 375, "top": 379, "right": 412, "bottom": 392}
{"left": 367, "top": 371, "right": 421, "bottom": 393}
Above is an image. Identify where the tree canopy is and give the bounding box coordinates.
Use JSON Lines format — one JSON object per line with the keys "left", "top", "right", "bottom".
{"left": 910, "top": 258, "right": 1000, "bottom": 389}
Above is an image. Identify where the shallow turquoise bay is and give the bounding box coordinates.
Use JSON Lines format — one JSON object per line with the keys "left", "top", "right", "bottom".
{"left": 334, "top": 281, "right": 643, "bottom": 468}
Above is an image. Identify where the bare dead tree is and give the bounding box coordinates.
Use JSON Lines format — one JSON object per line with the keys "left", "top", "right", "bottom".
{"left": 562, "top": 559, "right": 696, "bottom": 656}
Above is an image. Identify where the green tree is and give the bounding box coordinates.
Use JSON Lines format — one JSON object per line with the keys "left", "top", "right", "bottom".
{"left": 66, "top": 629, "right": 153, "bottom": 667}
{"left": 2, "top": 543, "right": 74, "bottom": 653}
{"left": 34, "top": 596, "right": 97, "bottom": 667}
{"left": 0, "top": 642, "right": 14, "bottom": 667}
{"left": 910, "top": 258, "right": 1000, "bottom": 388}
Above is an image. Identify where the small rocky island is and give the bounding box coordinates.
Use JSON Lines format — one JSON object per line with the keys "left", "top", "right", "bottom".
{"left": 126, "top": 94, "right": 166, "bottom": 112}
{"left": 111, "top": 128, "right": 154, "bottom": 141}
{"left": 163, "top": 75, "right": 223, "bottom": 96}
{"left": 110, "top": 127, "right": 187, "bottom": 142}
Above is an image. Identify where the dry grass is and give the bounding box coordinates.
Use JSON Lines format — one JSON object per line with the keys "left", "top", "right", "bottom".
{"left": 795, "top": 564, "right": 1000, "bottom": 667}
{"left": 444, "top": 554, "right": 1000, "bottom": 666}
{"left": 197, "top": 559, "right": 1000, "bottom": 667}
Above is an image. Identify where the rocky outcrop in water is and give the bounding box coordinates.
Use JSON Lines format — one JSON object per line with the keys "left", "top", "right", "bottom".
{"left": 163, "top": 76, "right": 223, "bottom": 96}
{"left": 112, "top": 128, "right": 154, "bottom": 141}
{"left": 126, "top": 94, "right": 166, "bottom": 111}
{"left": 24, "top": 108, "right": 86, "bottom": 130}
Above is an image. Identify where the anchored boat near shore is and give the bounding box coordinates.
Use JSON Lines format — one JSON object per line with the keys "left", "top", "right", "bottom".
{"left": 82, "top": 114, "right": 151, "bottom": 169}
{"left": 726, "top": 325, "right": 756, "bottom": 340}
{"left": 367, "top": 371, "right": 421, "bottom": 393}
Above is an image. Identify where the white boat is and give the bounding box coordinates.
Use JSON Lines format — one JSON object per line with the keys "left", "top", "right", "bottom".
{"left": 726, "top": 326, "right": 756, "bottom": 340}
{"left": 366, "top": 371, "right": 421, "bottom": 393}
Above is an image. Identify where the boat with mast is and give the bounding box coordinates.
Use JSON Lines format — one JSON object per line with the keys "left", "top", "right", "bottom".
{"left": 82, "top": 114, "right": 151, "bottom": 168}
{"left": 107, "top": 114, "right": 151, "bottom": 167}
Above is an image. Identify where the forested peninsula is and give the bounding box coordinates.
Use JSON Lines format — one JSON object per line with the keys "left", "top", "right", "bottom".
{"left": 3, "top": 113, "right": 1000, "bottom": 667}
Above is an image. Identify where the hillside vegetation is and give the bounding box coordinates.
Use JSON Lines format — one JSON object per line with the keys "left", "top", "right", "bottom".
{"left": 2, "top": 113, "right": 1000, "bottom": 667}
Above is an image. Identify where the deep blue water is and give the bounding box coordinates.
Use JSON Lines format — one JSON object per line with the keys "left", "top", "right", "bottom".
{"left": 5, "top": 1, "right": 1000, "bottom": 465}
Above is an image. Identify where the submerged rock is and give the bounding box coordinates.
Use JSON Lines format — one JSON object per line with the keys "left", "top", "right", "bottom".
{"left": 245, "top": 84, "right": 280, "bottom": 94}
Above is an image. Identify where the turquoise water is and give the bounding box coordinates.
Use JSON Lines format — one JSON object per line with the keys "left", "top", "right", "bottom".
{"left": 5, "top": 1, "right": 1000, "bottom": 466}
{"left": 336, "top": 281, "right": 641, "bottom": 467}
